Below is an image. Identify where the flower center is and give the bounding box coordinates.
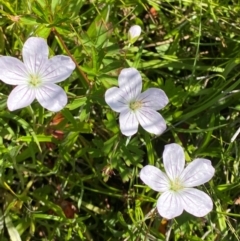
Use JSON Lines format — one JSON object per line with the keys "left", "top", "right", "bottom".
{"left": 28, "top": 74, "right": 42, "bottom": 87}
{"left": 129, "top": 100, "right": 142, "bottom": 111}
{"left": 169, "top": 178, "right": 184, "bottom": 192}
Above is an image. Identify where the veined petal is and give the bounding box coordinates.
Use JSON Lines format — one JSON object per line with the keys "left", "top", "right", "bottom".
{"left": 22, "top": 37, "right": 49, "bottom": 74}
{"left": 163, "top": 143, "right": 185, "bottom": 180}
{"left": 36, "top": 83, "right": 67, "bottom": 112}
{"left": 140, "top": 165, "right": 169, "bottom": 192}
{"left": 180, "top": 188, "right": 213, "bottom": 217}
{"left": 40, "top": 56, "right": 76, "bottom": 83}
{"left": 138, "top": 88, "right": 169, "bottom": 110}
{"left": 7, "top": 85, "right": 35, "bottom": 111}
{"left": 118, "top": 68, "right": 142, "bottom": 101}
{"left": 119, "top": 109, "right": 138, "bottom": 136}
{"left": 0, "top": 57, "right": 29, "bottom": 85}
{"left": 157, "top": 191, "right": 183, "bottom": 219}
{"left": 105, "top": 87, "right": 128, "bottom": 112}
{"left": 136, "top": 108, "right": 166, "bottom": 135}
{"left": 180, "top": 158, "right": 215, "bottom": 187}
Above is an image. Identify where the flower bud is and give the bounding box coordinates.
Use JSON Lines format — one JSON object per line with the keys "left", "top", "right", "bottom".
{"left": 128, "top": 25, "right": 141, "bottom": 44}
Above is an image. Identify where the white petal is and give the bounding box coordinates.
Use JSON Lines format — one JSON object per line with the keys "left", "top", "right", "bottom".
{"left": 128, "top": 25, "right": 141, "bottom": 42}
{"left": 118, "top": 68, "right": 142, "bottom": 101}
{"left": 136, "top": 108, "right": 166, "bottom": 135}
{"left": 140, "top": 165, "right": 169, "bottom": 192}
{"left": 7, "top": 85, "right": 35, "bottom": 111}
{"left": 180, "top": 188, "right": 213, "bottom": 217}
{"left": 22, "top": 37, "right": 49, "bottom": 74}
{"left": 163, "top": 143, "right": 185, "bottom": 180}
{"left": 36, "top": 83, "right": 67, "bottom": 112}
{"left": 119, "top": 109, "right": 138, "bottom": 136}
{"left": 40, "top": 56, "right": 76, "bottom": 83}
{"left": 0, "top": 57, "right": 28, "bottom": 85}
{"left": 157, "top": 191, "right": 183, "bottom": 219}
{"left": 138, "top": 88, "right": 169, "bottom": 110}
{"left": 105, "top": 87, "right": 128, "bottom": 112}
{"left": 180, "top": 158, "right": 215, "bottom": 187}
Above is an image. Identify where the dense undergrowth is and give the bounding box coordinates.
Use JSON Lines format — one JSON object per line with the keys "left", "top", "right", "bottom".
{"left": 1, "top": 0, "right": 240, "bottom": 240}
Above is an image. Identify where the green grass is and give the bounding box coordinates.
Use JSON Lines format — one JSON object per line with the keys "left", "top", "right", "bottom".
{"left": 1, "top": 0, "right": 240, "bottom": 240}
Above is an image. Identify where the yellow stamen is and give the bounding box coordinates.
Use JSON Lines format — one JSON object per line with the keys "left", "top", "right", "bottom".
{"left": 129, "top": 101, "right": 142, "bottom": 111}
{"left": 29, "top": 74, "right": 41, "bottom": 87}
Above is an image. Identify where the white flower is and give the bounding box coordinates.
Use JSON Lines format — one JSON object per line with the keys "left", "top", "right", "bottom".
{"left": 0, "top": 37, "right": 76, "bottom": 112}
{"left": 128, "top": 25, "right": 141, "bottom": 44}
{"left": 105, "top": 67, "right": 169, "bottom": 136}
{"left": 140, "top": 143, "right": 215, "bottom": 219}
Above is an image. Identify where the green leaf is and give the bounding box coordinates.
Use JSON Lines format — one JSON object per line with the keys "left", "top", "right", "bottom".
{"left": 0, "top": 27, "right": 5, "bottom": 54}
{"left": 17, "top": 135, "right": 53, "bottom": 142}
{"left": 86, "top": 5, "right": 112, "bottom": 48}
{"left": 19, "top": 15, "right": 40, "bottom": 25}
{"left": 51, "top": 0, "right": 60, "bottom": 14}
{"left": 35, "top": 25, "right": 51, "bottom": 38}
{"left": 67, "top": 97, "right": 87, "bottom": 110}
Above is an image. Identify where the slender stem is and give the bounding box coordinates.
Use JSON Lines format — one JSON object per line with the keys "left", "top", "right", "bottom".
{"left": 165, "top": 220, "right": 173, "bottom": 241}
{"left": 231, "top": 126, "right": 240, "bottom": 142}
{"left": 27, "top": 105, "right": 36, "bottom": 129}
{"left": 52, "top": 28, "right": 90, "bottom": 88}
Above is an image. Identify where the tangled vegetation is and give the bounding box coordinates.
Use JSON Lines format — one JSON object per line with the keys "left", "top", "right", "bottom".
{"left": 1, "top": 0, "right": 240, "bottom": 240}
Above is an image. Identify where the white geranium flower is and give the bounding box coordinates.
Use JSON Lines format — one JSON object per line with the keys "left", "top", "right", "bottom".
{"left": 0, "top": 37, "right": 76, "bottom": 112}
{"left": 140, "top": 143, "right": 215, "bottom": 219}
{"left": 105, "top": 67, "right": 169, "bottom": 136}
{"left": 128, "top": 25, "right": 141, "bottom": 44}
